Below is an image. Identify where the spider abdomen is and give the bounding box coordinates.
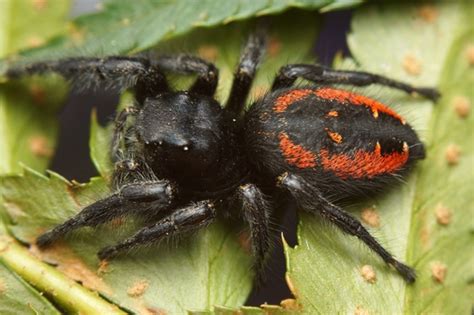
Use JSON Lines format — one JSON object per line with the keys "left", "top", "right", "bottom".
{"left": 245, "top": 87, "right": 425, "bottom": 195}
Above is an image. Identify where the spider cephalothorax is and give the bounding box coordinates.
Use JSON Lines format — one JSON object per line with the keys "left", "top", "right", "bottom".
{"left": 6, "top": 29, "right": 439, "bottom": 283}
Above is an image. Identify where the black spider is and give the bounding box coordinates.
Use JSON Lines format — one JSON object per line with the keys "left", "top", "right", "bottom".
{"left": 5, "top": 29, "right": 439, "bottom": 283}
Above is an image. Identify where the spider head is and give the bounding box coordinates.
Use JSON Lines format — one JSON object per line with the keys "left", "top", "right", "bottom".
{"left": 137, "top": 92, "right": 228, "bottom": 178}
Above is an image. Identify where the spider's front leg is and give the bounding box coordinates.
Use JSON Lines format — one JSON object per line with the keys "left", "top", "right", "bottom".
{"left": 36, "top": 179, "right": 177, "bottom": 248}
{"left": 97, "top": 200, "right": 216, "bottom": 260}
{"left": 271, "top": 63, "right": 440, "bottom": 101}
{"left": 153, "top": 55, "right": 219, "bottom": 97}
{"left": 277, "top": 172, "right": 416, "bottom": 283}
{"left": 5, "top": 56, "right": 170, "bottom": 103}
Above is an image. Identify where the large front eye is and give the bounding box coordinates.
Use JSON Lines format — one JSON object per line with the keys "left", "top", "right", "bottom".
{"left": 148, "top": 138, "right": 193, "bottom": 153}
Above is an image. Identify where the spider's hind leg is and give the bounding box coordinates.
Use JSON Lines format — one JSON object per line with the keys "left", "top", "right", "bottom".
{"left": 277, "top": 172, "right": 416, "bottom": 283}
{"left": 271, "top": 63, "right": 440, "bottom": 101}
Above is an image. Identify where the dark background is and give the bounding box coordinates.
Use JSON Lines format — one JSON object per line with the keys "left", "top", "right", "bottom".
{"left": 49, "top": 9, "right": 352, "bottom": 306}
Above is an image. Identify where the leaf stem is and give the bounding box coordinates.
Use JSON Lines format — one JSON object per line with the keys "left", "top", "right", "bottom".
{"left": 0, "top": 235, "right": 126, "bottom": 315}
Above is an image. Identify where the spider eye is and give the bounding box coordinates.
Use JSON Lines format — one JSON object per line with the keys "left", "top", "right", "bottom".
{"left": 148, "top": 138, "right": 192, "bottom": 153}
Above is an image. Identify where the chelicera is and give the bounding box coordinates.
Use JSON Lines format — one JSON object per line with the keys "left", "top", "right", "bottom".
{"left": 6, "top": 29, "right": 439, "bottom": 283}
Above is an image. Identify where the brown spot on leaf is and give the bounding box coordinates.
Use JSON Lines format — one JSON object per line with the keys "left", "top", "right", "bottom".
{"left": 354, "top": 306, "right": 370, "bottom": 315}
{"left": 27, "top": 36, "right": 45, "bottom": 48}
{"left": 445, "top": 144, "right": 461, "bottom": 165}
{"left": 452, "top": 96, "right": 471, "bottom": 118}
{"left": 29, "top": 83, "right": 46, "bottom": 105}
{"left": 280, "top": 298, "right": 300, "bottom": 310}
{"left": 267, "top": 36, "right": 282, "bottom": 57}
{"left": 29, "top": 135, "right": 53, "bottom": 158}
{"left": 32, "top": 0, "right": 48, "bottom": 10}
{"left": 30, "top": 243, "right": 112, "bottom": 294}
{"left": 435, "top": 203, "right": 452, "bottom": 226}
{"left": 361, "top": 207, "right": 380, "bottom": 228}
{"left": 198, "top": 45, "right": 219, "bottom": 61}
{"left": 403, "top": 53, "right": 422, "bottom": 76}
{"left": 431, "top": 261, "right": 447, "bottom": 283}
{"left": 360, "top": 265, "right": 377, "bottom": 284}
{"left": 127, "top": 279, "right": 149, "bottom": 297}
{"left": 97, "top": 259, "right": 110, "bottom": 275}
{"left": 417, "top": 5, "right": 438, "bottom": 23}
{"left": 466, "top": 44, "right": 474, "bottom": 66}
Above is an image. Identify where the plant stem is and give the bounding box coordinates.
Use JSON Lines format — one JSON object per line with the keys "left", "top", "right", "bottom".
{"left": 0, "top": 235, "right": 126, "bottom": 315}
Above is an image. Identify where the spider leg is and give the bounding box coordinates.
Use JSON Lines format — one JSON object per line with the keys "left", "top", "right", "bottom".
{"left": 153, "top": 55, "right": 218, "bottom": 97}
{"left": 226, "top": 29, "right": 268, "bottom": 115}
{"left": 234, "top": 183, "right": 272, "bottom": 281}
{"left": 5, "top": 56, "right": 169, "bottom": 103}
{"left": 271, "top": 64, "right": 440, "bottom": 101}
{"left": 97, "top": 200, "right": 216, "bottom": 260}
{"left": 36, "top": 180, "right": 176, "bottom": 248}
{"left": 277, "top": 172, "right": 416, "bottom": 283}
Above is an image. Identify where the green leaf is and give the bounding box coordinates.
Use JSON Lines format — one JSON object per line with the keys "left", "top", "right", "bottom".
{"left": 0, "top": 227, "right": 127, "bottom": 315}
{"left": 0, "top": 167, "right": 252, "bottom": 314}
{"left": 284, "top": 2, "right": 473, "bottom": 314}
{"left": 3, "top": 11, "right": 319, "bottom": 313}
{"left": 0, "top": 1, "right": 69, "bottom": 314}
{"left": 0, "top": 262, "right": 60, "bottom": 315}
{"left": 0, "top": 0, "right": 69, "bottom": 174}
{"left": 16, "top": 0, "right": 362, "bottom": 60}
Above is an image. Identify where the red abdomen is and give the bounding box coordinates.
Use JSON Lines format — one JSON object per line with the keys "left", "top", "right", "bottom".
{"left": 244, "top": 87, "right": 425, "bottom": 194}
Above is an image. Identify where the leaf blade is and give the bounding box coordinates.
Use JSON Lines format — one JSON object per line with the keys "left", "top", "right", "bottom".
{"left": 284, "top": 2, "right": 473, "bottom": 313}
{"left": 14, "top": 0, "right": 361, "bottom": 60}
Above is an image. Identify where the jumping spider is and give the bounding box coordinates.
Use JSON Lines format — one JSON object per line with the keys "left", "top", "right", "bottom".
{"left": 6, "top": 30, "right": 439, "bottom": 283}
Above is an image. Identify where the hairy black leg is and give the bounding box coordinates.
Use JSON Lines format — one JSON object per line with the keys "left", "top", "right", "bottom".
{"left": 271, "top": 64, "right": 440, "bottom": 101}
{"left": 277, "top": 172, "right": 416, "bottom": 283}
{"left": 98, "top": 200, "right": 216, "bottom": 260}
{"left": 36, "top": 180, "right": 176, "bottom": 248}
{"left": 111, "top": 106, "right": 139, "bottom": 163}
{"left": 226, "top": 30, "right": 267, "bottom": 115}
{"left": 234, "top": 183, "right": 272, "bottom": 280}
{"left": 5, "top": 56, "right": 169, "bottom": 103}
{"left": 153, "top": 55, "right": 218, "bottom": 97}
